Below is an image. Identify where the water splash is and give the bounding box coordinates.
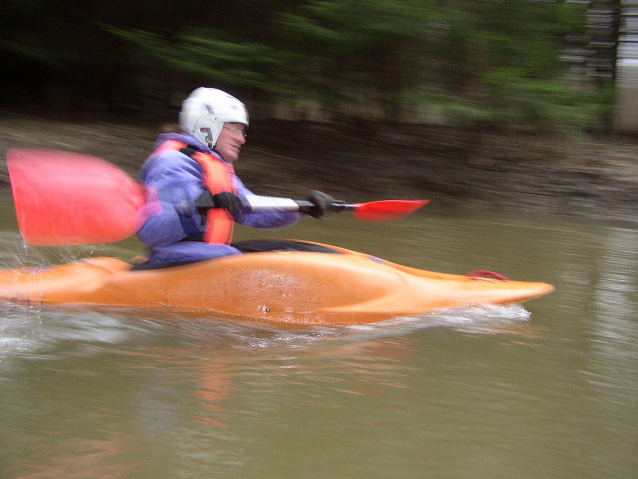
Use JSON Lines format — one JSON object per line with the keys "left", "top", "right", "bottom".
{"left": 0, "top": 231, "right": 114, "bottom": 269}
{"left": 0, "top": 304, "right": 160, "bottom": 364}
{"left": 344, "top": 303, "right": 534, "bottom": 338}
{"left": 0, "top": 299, "right": 536, "bottom": 367}
{"left": 164, "top": 304, "right": 538, "bottom": 350}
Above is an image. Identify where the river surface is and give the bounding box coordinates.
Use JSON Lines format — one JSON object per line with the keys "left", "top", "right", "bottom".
{"left": 0, "top": 187, "right": 636, "bottom": 479}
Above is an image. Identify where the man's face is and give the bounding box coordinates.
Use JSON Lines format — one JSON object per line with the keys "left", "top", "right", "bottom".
{"left": 215, "top": 122, "right": 246, "bottom": 162}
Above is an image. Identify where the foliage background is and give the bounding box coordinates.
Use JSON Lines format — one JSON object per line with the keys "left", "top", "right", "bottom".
{"left": 0, "top": 0, "right": 611, "bottom": 131}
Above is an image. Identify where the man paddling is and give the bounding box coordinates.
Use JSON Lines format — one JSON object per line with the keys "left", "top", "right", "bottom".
{"left": 137, "top": 87, "right": 333, "bottom": 264}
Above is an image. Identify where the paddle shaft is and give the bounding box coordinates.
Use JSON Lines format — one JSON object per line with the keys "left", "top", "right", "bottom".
{"left": 192, "top": 193, "right": 428, "bottom": 221}
{"left": 193, "top": 191, "right": 353, "bottom": 214}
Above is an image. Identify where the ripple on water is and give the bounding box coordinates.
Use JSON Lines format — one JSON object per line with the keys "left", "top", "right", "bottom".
{"left": 0, "top": 304, "right": 164, "bottom": 363}
{"left": 0, "top": 301, "right": 538, "bottom": 364}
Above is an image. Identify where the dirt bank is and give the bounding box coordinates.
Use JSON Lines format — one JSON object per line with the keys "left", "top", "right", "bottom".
{"left": 1, "top": 114, "right": 637, "bottom": 225}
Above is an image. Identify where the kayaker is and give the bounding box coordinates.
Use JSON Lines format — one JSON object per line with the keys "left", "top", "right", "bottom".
{"left": 137, "top": 87, "right": 333, "bottom": 264}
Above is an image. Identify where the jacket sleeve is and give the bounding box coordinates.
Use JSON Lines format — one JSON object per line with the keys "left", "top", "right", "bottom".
{"left": 137, "top": 150, "right": 207, "bottom": 246}
{"left": 234, "top": 177, "right": 305, "bottom": 229}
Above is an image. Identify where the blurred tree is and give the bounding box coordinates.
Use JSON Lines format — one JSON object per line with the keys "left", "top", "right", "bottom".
{"left": 104, "top": 26, "right": 290, "bottom": 99}
{"left": 279, "top": 0, "right": 599, "bottom": 130}
{"left": 0, "top": 0, "right": 210, "bottom": 111}
{"left": 279, "top": 0, "right": 444, "bottom": 120}
{"left": 0, "top": 0, "right": 610, "bottom": 131}
{"left": 96, "top": 1, "right": 308, "bottom": 111}
{"left": 457, "top": 0, "right": 598, "bottom": 130}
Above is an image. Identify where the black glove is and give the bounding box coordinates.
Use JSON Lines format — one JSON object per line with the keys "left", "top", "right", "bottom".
{"left": 307, "top": 190, "right": 334, "bottom": 218}
{"left": 212, "top": 192, "right": 244, "bottom": 221}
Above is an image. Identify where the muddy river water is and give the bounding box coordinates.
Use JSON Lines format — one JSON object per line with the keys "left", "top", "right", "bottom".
{"left": 0, "top": 187, "right": 636, "bottom": 479}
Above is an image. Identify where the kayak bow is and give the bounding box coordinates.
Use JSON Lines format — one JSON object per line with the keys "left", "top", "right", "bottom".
{"left": 0, "top": 240, "right": 554, "bottom": 326}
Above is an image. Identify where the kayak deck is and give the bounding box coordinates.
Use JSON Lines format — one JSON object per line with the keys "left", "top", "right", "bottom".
{"left": 0, "top": 240, "right": 554, "bottom": 326}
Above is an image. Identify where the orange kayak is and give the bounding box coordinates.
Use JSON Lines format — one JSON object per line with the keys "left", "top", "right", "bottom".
{"left": 0, "top": 240, "right": 554, "bottom": 326}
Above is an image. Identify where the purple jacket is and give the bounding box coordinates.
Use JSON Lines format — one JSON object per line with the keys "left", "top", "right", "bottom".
{"left": 137, "top": 133, "right": 304, "bottom": 263}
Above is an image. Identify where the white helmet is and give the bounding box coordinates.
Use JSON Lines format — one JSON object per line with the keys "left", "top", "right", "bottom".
{"left": 179, "top": 87, "right": 249, "bottom": 149}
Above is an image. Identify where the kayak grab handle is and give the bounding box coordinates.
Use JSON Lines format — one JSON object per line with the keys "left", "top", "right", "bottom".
{"left": 466, "top": 270, "right": 509, "bottom": 281}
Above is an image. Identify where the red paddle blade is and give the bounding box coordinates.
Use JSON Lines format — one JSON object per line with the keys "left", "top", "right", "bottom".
{"left": 7, "top": 149, "right": 147, "bottom": 245}
{"left": 352, "top": 200, "right": 430, "bottom": 221}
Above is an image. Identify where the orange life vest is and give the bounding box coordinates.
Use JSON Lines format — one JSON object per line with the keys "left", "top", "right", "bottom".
{"left": 154, "top": 140, "right": 236, "bottom": 245}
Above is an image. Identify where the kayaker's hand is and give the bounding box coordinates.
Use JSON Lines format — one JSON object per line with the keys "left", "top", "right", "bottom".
{"left": 171, "top": 188, "right": 197, "bottom": 217}
{"left": 307, "top": 190, "right": 334, "bottom": 218}
{"left": 177, "top": 200, "right": 197, "bottom": 218}
{"left": 213, "top": 192, "right": 244, "bottom": 221}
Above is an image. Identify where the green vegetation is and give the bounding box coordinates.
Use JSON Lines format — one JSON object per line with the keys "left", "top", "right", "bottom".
{"left": 0, "top": 0, "right": 609, "bottom": 131}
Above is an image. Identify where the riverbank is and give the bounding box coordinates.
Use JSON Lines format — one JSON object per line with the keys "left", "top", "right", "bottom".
{"left": 1, "top": 115, "right": 637, "bottom": 226}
